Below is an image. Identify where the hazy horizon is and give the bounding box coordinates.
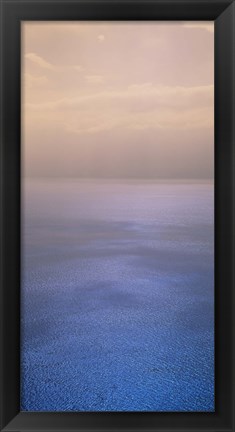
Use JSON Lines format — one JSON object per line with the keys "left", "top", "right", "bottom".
{"left": 23, "top": 176, "right": 214, "bottom": 181}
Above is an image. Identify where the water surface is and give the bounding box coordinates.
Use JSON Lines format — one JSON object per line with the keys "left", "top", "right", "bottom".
{"left": 21, "top": 179, "right": 214, "bottom": 411}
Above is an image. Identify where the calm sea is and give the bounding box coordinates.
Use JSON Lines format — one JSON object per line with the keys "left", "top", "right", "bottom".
{"left": 21, "top": 179, "right": 214, "bottom": 411}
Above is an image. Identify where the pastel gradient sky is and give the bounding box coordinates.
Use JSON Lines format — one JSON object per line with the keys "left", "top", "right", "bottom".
{"left": 22, "top": 22, "right": 214, "bottom": 179}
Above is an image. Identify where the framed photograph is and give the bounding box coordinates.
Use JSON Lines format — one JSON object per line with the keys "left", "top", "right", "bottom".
{"left": 0, "top": 0, "right": 234, "bottom": 431}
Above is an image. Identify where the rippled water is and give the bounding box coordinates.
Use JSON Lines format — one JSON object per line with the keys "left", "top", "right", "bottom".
{"left": 21, "top": 179, "right": 214, "bottom": 411}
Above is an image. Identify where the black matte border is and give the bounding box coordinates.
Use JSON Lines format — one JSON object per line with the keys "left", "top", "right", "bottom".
{"left": 0, "top": 1, "right": 234, "bottom": 431}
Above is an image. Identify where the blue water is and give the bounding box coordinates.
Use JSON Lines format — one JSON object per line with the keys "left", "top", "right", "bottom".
{"left": 21, "top": 179, "right": 214, "bottom": 412}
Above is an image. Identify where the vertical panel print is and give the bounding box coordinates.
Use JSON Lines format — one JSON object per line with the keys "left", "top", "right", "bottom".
{"left": 21, "top": 22, "right": 214, "bottom": 412}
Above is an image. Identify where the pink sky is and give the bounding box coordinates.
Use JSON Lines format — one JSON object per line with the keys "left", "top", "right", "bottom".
{"left": 22, "top": 21, "right": 214, "bottom": 179}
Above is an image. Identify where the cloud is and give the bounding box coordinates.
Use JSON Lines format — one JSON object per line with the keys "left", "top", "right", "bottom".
{"left": 25, "top": 83, "right": 213, "bottom": 135}
{"left": 85, "top": 75, "right": 104, "bottom": 84}
{"left": 98, "top": 34, "right": 105, "bottom": 42}
{"left": 183, "top": 23, "right": 214, "bottom": 33}
{"left": 73, "top": 65, "right": 84, "bottom": 72}
{"left": 23, "top": 73, "right": 48, "bottom": 89}
{"left": 26, "top": 84, "right": 213, "bottom": 112}
{"left": 25, "top": 53, "right": 55, "bottom": 70}
{"left": 25, "top": 53, "right": 84, "bottom": 74}
{"left": 25, "top": 105, "right": 213, "bottom": 137}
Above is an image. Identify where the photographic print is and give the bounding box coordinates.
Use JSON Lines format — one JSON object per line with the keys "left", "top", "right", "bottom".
{"left": 21, "top": 21, "right": 214, "bottom": 412}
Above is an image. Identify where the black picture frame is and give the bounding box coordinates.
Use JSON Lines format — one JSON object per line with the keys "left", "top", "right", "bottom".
{"left": 0, "top": 0, "right": 234, "bottom": 431}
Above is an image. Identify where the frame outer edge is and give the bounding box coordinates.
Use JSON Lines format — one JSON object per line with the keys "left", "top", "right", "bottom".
{"left": 233, "top": 3, "right": 235, "bottom": 431}
{"left": 0, "top": 0, "right": 235, "bottom": 431}
{"left": 0, "top": 0, "right": 4, "bottom": 428}
{"left": 1, "top": 1, "right": 21, "bottom": 430}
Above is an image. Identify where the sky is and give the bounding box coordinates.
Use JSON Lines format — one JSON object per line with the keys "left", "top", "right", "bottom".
{"left": 22, "top": 22, "right": 214, "bottom": 179}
